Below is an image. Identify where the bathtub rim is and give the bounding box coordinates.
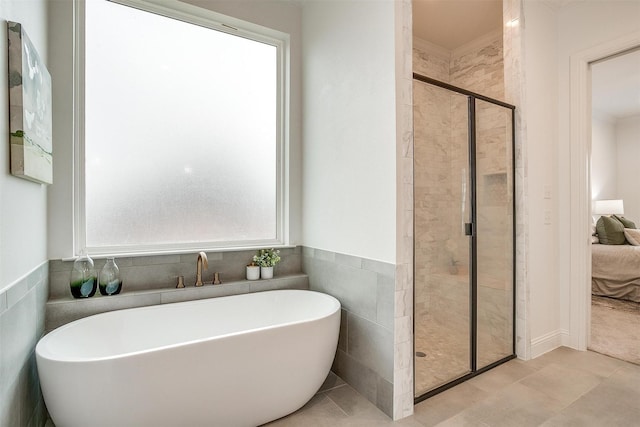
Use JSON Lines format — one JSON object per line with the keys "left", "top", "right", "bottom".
{"left": 36, "top": 289, "right": 340, "bottom": 363}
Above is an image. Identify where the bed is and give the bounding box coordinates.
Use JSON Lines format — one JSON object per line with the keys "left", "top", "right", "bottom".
{"left": 592, "top": 243, "right": 640, "bottom": 303}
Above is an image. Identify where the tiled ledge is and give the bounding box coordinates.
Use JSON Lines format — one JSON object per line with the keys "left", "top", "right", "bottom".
{"left": 45, "top": 273, "right": 309, "bottom": 332}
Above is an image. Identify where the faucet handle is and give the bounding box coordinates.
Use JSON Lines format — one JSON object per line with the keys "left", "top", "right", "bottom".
{"left": 213, "top": 272, "right": 222, "bottom": 285}
{"left": 176, "top": 276, "right": 185, "bottom": 288}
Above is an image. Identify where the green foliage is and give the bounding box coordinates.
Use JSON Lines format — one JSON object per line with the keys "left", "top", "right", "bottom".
{"left": 253, "top": 248, "right": 281, "bottom": 267}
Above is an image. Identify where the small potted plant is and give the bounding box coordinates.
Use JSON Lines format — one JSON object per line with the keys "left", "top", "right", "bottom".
{"left": 253, "top": 248, "right": 281, "bottom": 279}
{"left": 246, "top": 261, "right": 260, "bottom": 281}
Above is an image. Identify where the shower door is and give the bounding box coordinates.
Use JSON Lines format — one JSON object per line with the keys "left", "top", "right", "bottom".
{"left": 475, "top": 99, "right": 515, "bottom": 370}
{"left": 413, "top": 74, "right": 515, "bottom": 400}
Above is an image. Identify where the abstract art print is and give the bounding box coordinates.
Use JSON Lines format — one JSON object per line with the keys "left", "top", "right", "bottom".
{"left": 7, "top": 21, "right": 53, "bottom": 184}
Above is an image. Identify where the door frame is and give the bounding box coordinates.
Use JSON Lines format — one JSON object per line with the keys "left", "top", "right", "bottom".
{"left": 412, "top": 73, "right": 516, "bottom": 402}
{"left": 568, "top": 31, "right": 640, "bottom": 350}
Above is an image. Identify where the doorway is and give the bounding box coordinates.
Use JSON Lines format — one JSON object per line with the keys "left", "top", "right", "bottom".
{"left": 588, "top": 48, "right": 640, "bottom": 364}
{"left": 567, "top": 30, "right": 640, "bottom": 353}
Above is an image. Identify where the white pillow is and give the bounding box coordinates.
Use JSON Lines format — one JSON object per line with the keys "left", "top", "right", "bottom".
{"left": 591, "top": 223, "right": 597, "bottom": 236}
{"left": 591, "top": 235, "right": 599, "bottom": 244}
{"left": 624, "top": 228, "right": 640, "bottom": 246}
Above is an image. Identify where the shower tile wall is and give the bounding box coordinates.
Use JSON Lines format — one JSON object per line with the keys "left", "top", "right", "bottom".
{"left": 413, "top": 30, "right": 512, "bottom": 393}
{"left": 0, "top": 262, "right": 49, "bottom": 426}
{"left": 503, "top": 0, "right": 529, "bottom": 360}
{"left": 394, "top": 0, "right": 415, "bottom": 418}
{"left": 413, "top": 31, "right": 506, "bottom": 316}
{"left": 450, "top": 34, "right": 505, "bottom": 99}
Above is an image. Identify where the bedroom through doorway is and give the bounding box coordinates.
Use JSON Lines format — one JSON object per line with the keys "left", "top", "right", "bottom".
{"left": 588, "top": 47, "right": 640, "bottom": 365}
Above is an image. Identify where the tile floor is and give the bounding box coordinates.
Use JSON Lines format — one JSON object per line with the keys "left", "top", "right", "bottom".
{"left": 265, "top": 347, "right": 640, "bottom": 426}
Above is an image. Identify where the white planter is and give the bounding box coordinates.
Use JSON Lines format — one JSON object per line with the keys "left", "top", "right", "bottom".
{"left": 246, "top": 266, "right": 260, "bottom": 281}
{"left": 260, "top": 266, "right": 274, "bottom": 279}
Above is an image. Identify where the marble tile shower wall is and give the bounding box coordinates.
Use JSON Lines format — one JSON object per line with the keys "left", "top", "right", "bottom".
{"left": 450, "top": 34, "right": 504, "bottom": 100}
{"left": 413, "top": 31, "right": 514, "bottom": 391}
{"left": 302, "top": 247, "right": 395, "bottom": 418}
{"left": 413, "top": 44, "right": 450, "bottom": 82}
{"left": 503, "top": 0, "right": 528, "bottom": 359}
{"left": 413, "top": 81, "right": 455, "bottom": 318}
{"left": 0, "top": 262, "right": 49, "bottom": 427}
{"left": 394, "top": 1, "right": 415, "bottom": 418}
{"left": 413, "top": 32, "right": 508, "bottom": 318}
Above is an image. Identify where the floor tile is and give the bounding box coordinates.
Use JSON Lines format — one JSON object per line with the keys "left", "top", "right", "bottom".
{"left": 412, "top": 381, "right": 490, "bottom": 426}
{"left": 326, "top": 383, "right": 391, "bottom": 422}
{"left": 438, "top": 381, "right": 564, "bottom": 427}
{"left": 539, "top": 381, "right": 640, "bottom": 427}
{"left": 264, "top": 393, "right": 348, "bottom": 426}
{"left": 49, "top": 347, "right": 640, "bottom": 427}
{"left": 518, "top": 362, "right": 602, "bottom": 406}
{"left": 466, "top": 358, "right": 537, "bottom": 393}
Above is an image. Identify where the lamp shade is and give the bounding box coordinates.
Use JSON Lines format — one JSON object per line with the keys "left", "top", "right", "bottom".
{"left": 593, "top": 199, "right": 624, "bottom": 215}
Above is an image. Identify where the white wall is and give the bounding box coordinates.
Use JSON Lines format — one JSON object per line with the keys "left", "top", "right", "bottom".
{"left": 47, "top": 0, "right": 303, "bottom": 258}
{"left": 617, "top": 114, "right": 640, "bottom": 223}
{"left": 591, "top": 114, "right": 618, "bottom": 200}
{"left": 1, "top": 2, "right": 50, "bottom": 423}
{"left": 0, "top": 0, "right": 49, "bottom": 291}
{"left": 301, "top": 1, "right": 397, "bottom": 263}
{"left": 521, "top": 0, "right": 640, "bottom": 356}
{"left": 521, "top": 0, "right": 560, "bottom": 354}
{"left": 553, "top": 1, "right": 640, "bottom": 344}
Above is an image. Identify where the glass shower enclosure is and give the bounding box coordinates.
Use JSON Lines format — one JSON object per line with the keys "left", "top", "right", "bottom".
{"left": 413, "top": 73, "right": 515, "bottom": 400}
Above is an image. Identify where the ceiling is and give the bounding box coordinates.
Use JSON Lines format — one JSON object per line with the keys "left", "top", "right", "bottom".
{"left": 592, "top": 49, "right": 640, "bottom": 119}
{"left": 412, "top": 0, "right": 503, "bottom": 51}
{"left": 412, "top": 1, "right": 640, "bottom": 120}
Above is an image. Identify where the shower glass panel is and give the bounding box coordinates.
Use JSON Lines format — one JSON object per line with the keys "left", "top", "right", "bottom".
{"left": 413, "top": 73, "right": 515, "bottom": 401}
{"left": 413, "top": 81, "right": 471, "bottom": 396}
{"left": 475, "top": 100, "right": 514, "bottom": 369}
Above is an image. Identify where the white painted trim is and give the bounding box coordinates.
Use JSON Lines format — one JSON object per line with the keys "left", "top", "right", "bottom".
{"left": 530, "top": 329, "right": 570, "bottom": 359}
{"left": 569, "top": 31, "right": 640, "bottom": 350}
{"left": 73, "top": 0, "right": 291, "bottom": 256}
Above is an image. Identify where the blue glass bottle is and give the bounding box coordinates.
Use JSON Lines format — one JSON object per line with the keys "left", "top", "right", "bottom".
{"left": 70, "top": 254, "right": 97, "bottom": 298}
{"left": 99, "top": 258, "right": 122, "bottom": 296}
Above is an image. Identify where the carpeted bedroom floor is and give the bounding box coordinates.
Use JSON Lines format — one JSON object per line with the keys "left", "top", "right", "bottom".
{"left": 590, "top": 296, "right": 640, "bottom": 365}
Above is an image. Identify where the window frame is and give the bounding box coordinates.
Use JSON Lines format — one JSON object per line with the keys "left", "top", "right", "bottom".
{"left": 73, "top": 0, "right": 290, "bottom": 256}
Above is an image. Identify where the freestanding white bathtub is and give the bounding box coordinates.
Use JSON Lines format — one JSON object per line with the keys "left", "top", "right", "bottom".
{"left": 36, "top": 289, "right": 341, "bottom": 427}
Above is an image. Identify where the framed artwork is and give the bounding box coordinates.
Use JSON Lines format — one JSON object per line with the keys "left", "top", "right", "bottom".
{"left": 8, "top": 21, "right": 53, "bottom": 184}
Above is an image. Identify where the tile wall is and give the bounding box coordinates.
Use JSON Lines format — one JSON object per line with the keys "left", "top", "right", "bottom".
{"left": 47, "top": 247, "right": 305, "bottom": 331}
{"left": 394, "top": 0, "right": 416, "bottom": 419}
{"left": 413, "top": 29, "right": 515, "bottom": 393}
{"left": 503, "top": 0, "right": 529, "bottom": 359}
{"left": 0, "top": 262, "right": 49, "bottom": 427}
{"left": 49, "top": 247, "right": 302, "bottom": 299}
{"left": 413, "top": 30, "right": 508, "bottom": 313}
{"left": 302, "top": 247, "right": 395, "bottom": 417}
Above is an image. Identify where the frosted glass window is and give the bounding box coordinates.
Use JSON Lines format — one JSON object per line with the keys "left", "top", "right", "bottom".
{"left": 83, "top": 0, "right": 281, "bottom": 252}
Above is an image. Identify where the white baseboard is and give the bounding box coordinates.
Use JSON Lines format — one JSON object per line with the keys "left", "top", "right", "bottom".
{"left": 530, "top": 329, "right": 570, "bottom": 359}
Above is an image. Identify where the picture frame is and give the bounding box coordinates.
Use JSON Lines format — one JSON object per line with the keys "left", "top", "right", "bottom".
{"left": 7, "top": 21, "right": 53, "bottom": 184}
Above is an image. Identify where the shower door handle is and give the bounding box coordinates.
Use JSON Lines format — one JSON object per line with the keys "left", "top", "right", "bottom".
{"left": 464, "top": 223, "right": 474, "bottom": 236}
